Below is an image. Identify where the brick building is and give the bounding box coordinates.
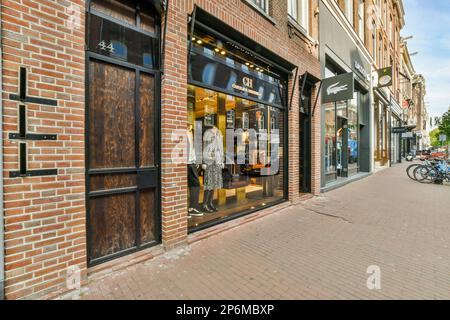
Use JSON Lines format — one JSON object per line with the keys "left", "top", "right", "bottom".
{"left": 318, "top": 0, "right": 406, "bottom": 191}
{"left": 0, "top": 0, "right": 322, "bottom": 299}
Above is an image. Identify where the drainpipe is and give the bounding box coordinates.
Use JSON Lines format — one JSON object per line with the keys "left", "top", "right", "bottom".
{"left": 0, "top": 1, "right": 5, "bottom": 301}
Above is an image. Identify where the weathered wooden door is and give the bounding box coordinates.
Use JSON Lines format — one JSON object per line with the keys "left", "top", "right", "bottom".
{"left": 87, "top": 61, "right": 159, "bottom": 265}
{"left": 86, "top": 1, "right": 160, "bottom": 265}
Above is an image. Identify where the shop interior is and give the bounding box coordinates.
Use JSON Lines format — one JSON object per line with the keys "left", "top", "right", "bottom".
{"left": 187, "top": 85, "right": 285, "bottom": 230}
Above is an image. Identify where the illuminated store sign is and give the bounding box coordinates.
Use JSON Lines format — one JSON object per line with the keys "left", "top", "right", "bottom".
{"left": 189, "top": 50, "right": 285, "bottom": 107}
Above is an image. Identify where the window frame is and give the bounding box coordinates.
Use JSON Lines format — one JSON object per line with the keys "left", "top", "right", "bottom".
{"left": 344, "top": 0, "right": 354, "bottom": 26}
{"left": 358, "top": 0, "right": 365, "bottom": 42}
{"left": 287, "top": 0, "right": 310, "bottom": 34}
{"left": 248, "top": 0, "right": 270, "bottom": 14}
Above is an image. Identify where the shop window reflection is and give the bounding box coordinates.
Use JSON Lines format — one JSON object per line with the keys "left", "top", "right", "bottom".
{"left": 187, "top": 85, "right": 285, "bottom": 229}
{"left": 348, "top": 93, "right": 359, "bottom": 174}
{"left": 111, "top": 40, "right": 127, "bottom": 60}
{"left": 325, "top": 102, "right": 336, "bottom": 183}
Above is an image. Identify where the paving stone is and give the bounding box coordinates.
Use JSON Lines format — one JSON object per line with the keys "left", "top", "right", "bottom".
{"left": 76, "top": 163, "right": 450, "bottom": 300}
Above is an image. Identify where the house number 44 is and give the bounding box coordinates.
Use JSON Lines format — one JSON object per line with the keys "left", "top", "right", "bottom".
{"left": 97, "top": 40, "right": 115, "bottom": 53}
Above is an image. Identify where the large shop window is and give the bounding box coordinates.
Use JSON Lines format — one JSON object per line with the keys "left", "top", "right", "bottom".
{"left": 324, "top": 92, "right": 363, "bottom": 183}
{"left": 187, "top": 27, "right": 287, "bottom": 230}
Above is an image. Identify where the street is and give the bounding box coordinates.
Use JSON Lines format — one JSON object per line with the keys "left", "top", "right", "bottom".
{"left": 75, "top": 163, "right": 450, "bottom": 300}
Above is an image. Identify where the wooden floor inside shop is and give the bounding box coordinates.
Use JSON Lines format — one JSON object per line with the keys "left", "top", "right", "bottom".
{"left": 188, "top": 185, "right": 283, "bottom": 229}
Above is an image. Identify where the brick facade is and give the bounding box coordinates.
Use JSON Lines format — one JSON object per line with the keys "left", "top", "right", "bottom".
{"left": 1, "top": 0, "right": 86, "bottom": 299}
{"left": 1, "top": 0, "right": 321, "bottom": 299}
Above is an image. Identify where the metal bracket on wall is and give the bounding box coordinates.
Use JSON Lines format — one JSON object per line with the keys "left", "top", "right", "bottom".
{"left": 9, "top": 143, "right": 58, "bottom": 178}
{"left": 8, "top": 67, "right": 57, "bottom": 106}
{"left": 8, "top": 67, "right": 58, "bottom": 178}
{"left": 8, "top": 105, "right": 57, "bottom": 141}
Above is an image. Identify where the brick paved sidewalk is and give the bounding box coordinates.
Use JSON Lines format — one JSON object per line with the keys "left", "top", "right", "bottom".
{"left": 71, "top": 163, "right": 450, "bottom": 300}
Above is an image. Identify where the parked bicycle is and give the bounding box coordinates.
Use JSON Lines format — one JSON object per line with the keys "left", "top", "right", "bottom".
{"left": 412, "top": 159, "right": 450, "bottom": 184}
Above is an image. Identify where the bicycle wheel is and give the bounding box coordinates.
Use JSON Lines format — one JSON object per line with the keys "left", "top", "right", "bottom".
{"left": 413, "top": 165, "right": 435, "bottom": 184}
{"left": 406, "top": 164, "right": 421, "bottom": 181}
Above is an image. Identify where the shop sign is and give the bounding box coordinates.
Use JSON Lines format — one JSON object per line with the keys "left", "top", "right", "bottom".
{"left": 231, "top": 77, "right": 263, "bottom": 100}
{"left": 322, "top": 72, "right": 354, "bottom": 104}
{"left": 402, "top": 132, "right": 414, "bottom": 139}
{"left": 189, "top": 51, "right": 286, "bottom": 107}
{"left": 392, "top": 127, "right": 407, "bottom": 134}
{"left": 354, "top": 61, "right": 370, "bottom": 82}
{"left": 377, "top": 67, "right": 393, "bottom": 88}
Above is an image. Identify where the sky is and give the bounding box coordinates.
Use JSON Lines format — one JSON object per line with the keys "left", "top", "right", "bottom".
{"left": 402, "top": 0, "right": 450, "bottom": 124}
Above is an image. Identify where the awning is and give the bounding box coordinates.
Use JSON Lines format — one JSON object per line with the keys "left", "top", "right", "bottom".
{"left": 374, "top": 87, "right": 390, "bottom": 106}
{"left": 390, "top": 97, "right": 402, "bottom": 117}
{"left": 300, "top": 71, "right": 321, "bottom": 86}
{"left": 189, "top": 6, "right": 296, "bottom": 75}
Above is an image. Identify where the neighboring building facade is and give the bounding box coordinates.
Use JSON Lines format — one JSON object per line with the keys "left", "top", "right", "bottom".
{"left": 371, "top": 0, "right": 404, "bottom": 169}
{"left": 318, "top": 0, "right": 405, "bottom": 187}
{"left": 399, "top": 39, "right": 415, "bottom": 156}
{"left": 412, "top": 74, "right": 429, "bottom": 151}
{"left": 319, "top": 0, "right": 374, "bottom": 191}
{"left": 399, "top": 39, "right": 430, "bottom": 155}
{"left": 0, "top": 0, "right": 322, "bottom": 299}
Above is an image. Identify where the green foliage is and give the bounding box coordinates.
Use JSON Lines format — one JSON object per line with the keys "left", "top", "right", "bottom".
{"left": 430, "top": 128, "right": 441, "bottom": 148}
{"left": 438, "top": 107, "right": 450, "bottom": 139}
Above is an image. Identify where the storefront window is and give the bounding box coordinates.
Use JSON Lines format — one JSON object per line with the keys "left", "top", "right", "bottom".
{"left": 324, "top": 102, "right": 336, "bottom": 182}
{"left": 336, "top": 101, "right": 347, "bottom": 175}
{"left": 348, "top": 93, "right": 359, "bottom": 173}
{"left": 187, "top": 28, "right": 287, "bottom": 230}
{"left": 187, "top": 85, "right": 285, "bottom": 229}
{"left": 323, "top": 70, "right": 364, "bottom": 183}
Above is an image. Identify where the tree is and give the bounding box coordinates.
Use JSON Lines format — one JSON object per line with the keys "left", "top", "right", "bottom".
{"left": 430, "top": 128, "right": 441, "bottom": 148}
{"left": 438, "top": 107, "right": 450, "bottom": 139}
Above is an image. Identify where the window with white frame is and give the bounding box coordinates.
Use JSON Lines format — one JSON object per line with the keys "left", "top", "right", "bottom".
{"left": 288, "top": 0, "right": 309, "bottom": 33}
{"left": 388, "top": 15, "right": 393, "bottom": 42}
{"left": 344, "top": 0, "right": 354, "bottom": 26}
{"left": 358, "top": 0, "right": 365, "bottom": 41}
{"left": 249, "top": 0, "right": 269, "bottom": 13}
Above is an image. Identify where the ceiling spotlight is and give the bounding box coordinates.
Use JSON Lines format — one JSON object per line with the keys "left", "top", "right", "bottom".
{"left": 250, "top": 64, "right": 254, "bottom": 68}
{"left": 214, "top": 48, "right": 220, "bottom": 52}
{"left": 245, "top": 62, "right": 250, "bottom": 66}
{"left": 196, "top": 39, "right": 203, "bottom": 44}
{"left": 192, "top": 37, "right": 196, "bottom": 41}
{"left": 220, "top": 50, "right": 226, "bottom": 55}
{"left": 256, "top": 67, "right": 260, "bottom": 71}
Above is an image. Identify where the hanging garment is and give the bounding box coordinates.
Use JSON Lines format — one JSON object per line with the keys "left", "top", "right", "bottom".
{"left": 203, "top": 127, "right": 224, "bottom": 165}
{"left": 187, "top": 129, "right": 196, "bottom": 164}
{"left": 204, "top": 163, "right": 223, "bottom": 191}
{"left": 203, "top": 127, "right": 224, "bottom": 190}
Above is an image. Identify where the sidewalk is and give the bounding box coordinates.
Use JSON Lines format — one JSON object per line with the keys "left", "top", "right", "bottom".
{"left": 74, "top": 163, "right": 450, "bottom": 300}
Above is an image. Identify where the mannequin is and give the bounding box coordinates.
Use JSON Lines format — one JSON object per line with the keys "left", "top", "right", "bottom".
{"left": 202, "top": 125, "right": 224, "bottom": 213}
{"left": 187, "top": 124, "right": 202, "bottom": 216}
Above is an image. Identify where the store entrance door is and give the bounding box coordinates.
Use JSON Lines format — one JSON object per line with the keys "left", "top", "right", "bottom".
{"left": 87, "top": 60, "right": 160, "bottom": 266}
{"left": 299, "top": 87, "right": 312, "bottom": 194}
{"left": 86, "top": 3, "right": 161, "bottom": 266}
{"left": 337, "top": 117, "right": 349, "bottom": 178}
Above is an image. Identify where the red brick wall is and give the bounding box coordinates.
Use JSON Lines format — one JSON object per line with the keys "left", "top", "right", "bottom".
{"left": 160, "top": 1, "right": 189, "bottom": 249}
{"left": 1, "top": 0, "right": 86, "bottom": 299}
{"left": 160, "top": 0, "right": 321, "bottom": 248}
{"left": 1, "top": 0, "right": 321, "bottom": 300}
